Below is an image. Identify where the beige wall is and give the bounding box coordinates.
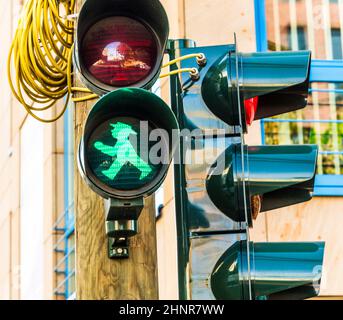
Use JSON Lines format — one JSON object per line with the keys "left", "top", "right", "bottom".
{"left": 0, "top": 0, "right": 64, "bottom": 300}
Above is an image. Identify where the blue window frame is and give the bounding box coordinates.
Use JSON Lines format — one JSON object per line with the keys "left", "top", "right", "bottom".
{"left": 254, "top": 0, "right": 343, "bottom": 196}
{"left": 53, "top": 104, "right": 75, "bottom": 299}
{"left": 331, "top": 28, "right": 342, "bottom": 60}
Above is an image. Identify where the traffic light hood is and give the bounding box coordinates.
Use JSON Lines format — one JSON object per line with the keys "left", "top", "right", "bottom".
{"left": 248, "top": 144, "right": 318, "bottom": 212}
{"left": 211, "top": 241, "right": 325, "bottom": 300}
{"left": 78, "top": 88, "right": 179, "bottom": 200}
{"left": 241, "top": 50, "right": 311, "bottom": 120}
{"left": 74, "top": 0, "right": 169, "bottom": 95}
{"left": 206, "top": 144, "right": 318, "bottom": 223}
{"left": 201, "top": 49, "right": 311, "bottom": 129}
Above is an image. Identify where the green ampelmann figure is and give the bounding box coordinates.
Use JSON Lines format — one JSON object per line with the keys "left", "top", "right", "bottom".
{"left": 94, "top": 122, "right": 152, "bottom": 181}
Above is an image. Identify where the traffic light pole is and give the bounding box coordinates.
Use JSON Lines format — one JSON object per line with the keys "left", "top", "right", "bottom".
{"left": 73, "top": 0, "right": 159, "bottom": 300}
{"left": 168, "top": 39, "right": 196, "bottom": 300}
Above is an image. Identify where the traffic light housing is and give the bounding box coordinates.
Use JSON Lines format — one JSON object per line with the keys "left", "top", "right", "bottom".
{"left": 74, "top": 0, "right": 169, "bottom": 96}
{"left": 78, "top": 88, "right": 178, "bottom": 258}
{"left": 78, "top": 88, "right": 178, "bottom": 200}
{"left": 168, "top": 39, "right": 325, "bottom": 300}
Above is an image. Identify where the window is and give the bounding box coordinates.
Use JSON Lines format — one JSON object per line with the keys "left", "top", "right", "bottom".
{"left": 255, "top": 0, "right": 343, "bottom": 195}
{"left": 331, "top": 28, "right": 342, "bottom": 59}
{"left": 287, "top": 26, "right": 308, "bottom": 50}
{"left": 53, "top": 103, "right": 75, "bottom": 299}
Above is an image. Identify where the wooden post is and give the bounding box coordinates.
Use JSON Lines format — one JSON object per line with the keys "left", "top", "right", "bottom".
{"left": 74, "top": 0, "right": 159, "bottom": 300}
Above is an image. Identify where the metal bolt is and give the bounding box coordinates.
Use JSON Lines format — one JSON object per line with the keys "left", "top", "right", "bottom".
{"left": 196, "top": 53, "right": 207, "bottom": 67}
{"left": 190, "top": 68, "right": 200, "bottom": 81}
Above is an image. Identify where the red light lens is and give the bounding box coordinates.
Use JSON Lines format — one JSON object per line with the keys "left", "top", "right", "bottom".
{"left": 81, "top": 17, "right": 158, "bottom": 87}
{"left": 244, "top": 97, "right": 259, "bottom": 126}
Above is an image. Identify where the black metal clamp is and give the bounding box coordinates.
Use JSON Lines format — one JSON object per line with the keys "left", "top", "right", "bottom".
{"left": 104, "top": 198, "right": 144, "bottom": 259}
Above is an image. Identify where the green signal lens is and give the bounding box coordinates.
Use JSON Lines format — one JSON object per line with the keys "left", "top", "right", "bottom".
{"left": 87, "top": 117, "right": 163, "bottom": 191}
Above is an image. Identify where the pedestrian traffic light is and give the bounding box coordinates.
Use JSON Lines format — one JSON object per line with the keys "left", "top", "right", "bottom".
{"left": 78, "top": 88, "right": 178, "bottom": 258}
{"left": 75, "top": 0, "right": 174, "bottom": 258}
{"left": 74, "top": 0, "right": 169, "bottom": 96}
{"left": 211, "top": 241, "right": 325, "bottom": 300}
{"left": 168, "top": 39, "right": 325, "bottom": 300}
{"left": 78, "top": 88, "right": 178, "bottom": 200}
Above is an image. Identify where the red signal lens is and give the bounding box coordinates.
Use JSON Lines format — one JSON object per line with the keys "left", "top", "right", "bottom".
{"left": 81, "top": 17, "right": 158, "bottom": 87}
{"left": 244, "top": 97, "right": 259, "bottom": 126}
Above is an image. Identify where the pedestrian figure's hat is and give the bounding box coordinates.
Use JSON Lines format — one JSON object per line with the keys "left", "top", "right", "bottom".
{"left": 110, "top": 122, "right": 138, "bottom": 135}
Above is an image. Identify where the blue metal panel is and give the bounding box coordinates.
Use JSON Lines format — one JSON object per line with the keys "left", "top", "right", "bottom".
{"left": 254, "top": 0, "right": 268, "bottom": 52}
{"left": 53, "top": 107, "right": 76, "bottom": 299}
{"left": 263, "top": 119, "right": 343, "bottom": 124}
{"left": 314, "top": 175, "right": 343, "bottom": 196}
{"left": 310, "top": 60, "right": 343, "bottom": 83}
{"left": 310, "top": 88, "right": 343, "bottom": 93}
{"left": 63, "top": 110, "right": 69, "bottom": 219}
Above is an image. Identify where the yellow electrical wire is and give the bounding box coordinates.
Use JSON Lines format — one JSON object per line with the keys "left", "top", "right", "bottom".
{"left": 162, "top": 53, "right": 205, "bottom": 68}
{"left": 7, "top": 0, "right": 98, "bottom": 123}
{"left": 159, "top": 68, "right": 198, "bottom": 79}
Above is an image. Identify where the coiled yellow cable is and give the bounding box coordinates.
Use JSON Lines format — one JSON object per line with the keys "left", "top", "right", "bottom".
{"left": 7, "top": 0, "right": 98, "bottom": 123}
